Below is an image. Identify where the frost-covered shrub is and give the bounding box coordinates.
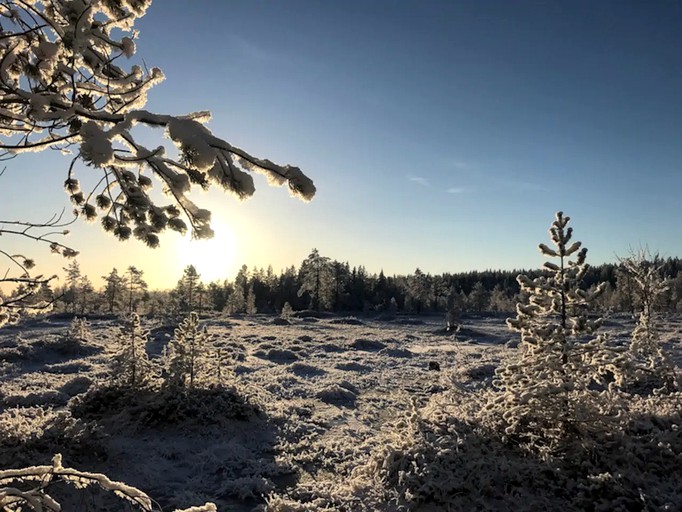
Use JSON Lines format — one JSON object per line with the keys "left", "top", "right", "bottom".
{"left": 0, "top": 454, "right": 217, "bottom": 512}
{"left": 280, "top": 301, "right": 294, "bottom": 320}
{"left": 484, "top": 212, "right": 625, "bottom": 450}
{"left": 67, "top": 316, "right": 90, "bottom": 343}
{"left": 48, "top": 316, "right": 92, "bottom": 355}
{"left": 444, "top": 286, "right": 462, "bottom": 332}
{"left": 163, "top": 312, "right": 211, "bottom": 389}
{"left": 339, "top": 391, "right": 682, "bottom": 512}
{"left": 112, "top": 313, "right": 153, "bottom": 388}
{"left": 619, "top": 252, "right": 680, "bottom": 393}
{"left": 71, "top": 385, "right": 259, "bottom": 428}
{"left": 0, "top": 408, "right": 104, "bottom": 468}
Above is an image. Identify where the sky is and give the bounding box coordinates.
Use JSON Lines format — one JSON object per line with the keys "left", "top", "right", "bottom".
{"left": 2, "top": 0, "right": 682, "bottom": 290}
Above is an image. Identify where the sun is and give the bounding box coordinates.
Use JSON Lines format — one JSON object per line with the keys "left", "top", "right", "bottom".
{"left": 175, "top": 219, "right": 238, "bottom": 283}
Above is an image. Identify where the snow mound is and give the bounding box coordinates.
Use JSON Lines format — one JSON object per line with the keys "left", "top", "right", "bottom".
{"left": 316, "top": 382, "right": 358, "bottom": 405}
{"left": 289, "top": 362, "right": 326, "bottom": 377}
{"left": 70, "top": 385, "right": 259, "bottom": 428}
{"left": 379, "top": 347, "right": 413, "bottom": 358}
{"left": 351, "top": 338, "right": 387, "bottom": 351}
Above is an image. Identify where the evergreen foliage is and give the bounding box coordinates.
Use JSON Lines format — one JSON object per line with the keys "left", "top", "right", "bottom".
{"left": 444, "top": 286, "right": 462, "bottom": 331}
{"left": 123, "top": 266, "right": 147, "bottom": 314}
{"left": 280, "top": 301, "right": 294, "bottom": 320}
{"left": 47, "top": 247, "right": 682, "bottom": 318}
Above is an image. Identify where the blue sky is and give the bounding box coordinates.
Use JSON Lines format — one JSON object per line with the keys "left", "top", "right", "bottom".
{"left": 3, "top": 0, "right": 682, "bottom": 289}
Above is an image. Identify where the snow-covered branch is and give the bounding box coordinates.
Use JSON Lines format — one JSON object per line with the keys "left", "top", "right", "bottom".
{"left": 0, "top": 0, "right": 315, "bottom": 247}
{"left": 0, "top": 207, "right": 77, "bottom": 327}
{"left": 0, "top": 453, "right": 218, "bottom": 511}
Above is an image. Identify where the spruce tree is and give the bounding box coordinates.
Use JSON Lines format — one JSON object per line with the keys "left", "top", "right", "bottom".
{"left": 487, "top": 212, "right": 619, "bottom": 448}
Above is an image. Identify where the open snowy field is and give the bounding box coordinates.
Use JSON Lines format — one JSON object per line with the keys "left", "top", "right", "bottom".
{"left": 1, "top": 313, "right": 680, "bottom": 511}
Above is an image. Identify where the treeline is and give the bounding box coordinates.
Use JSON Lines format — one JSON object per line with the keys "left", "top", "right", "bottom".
{"left": 7, "top": 249, "right": 682, "bottom": 318}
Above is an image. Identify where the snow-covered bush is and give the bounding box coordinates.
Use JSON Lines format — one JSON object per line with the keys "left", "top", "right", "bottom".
{"left": 71, "top": 382, "right": 258, "bottom": 428}
{"left": 619, "top": 252, "right": 680, "bottom": 392}
{"left": 112, "top": 312, "right": 152, "bottom": 388}
{"left": 484, "top": 211, "right": 624, "bottom": 451}
{"left": 280, "top": 301, "right": 294, "bottom": 320}
{"left": 66, "top": 316, "right": 90, "bottom": 343}
{"left": 0, "top": 407, "right": 104, "bottom": 469}
{"left": 338, "top": 390, "right": 682, "bottom": 511}
{"left": 0, "top": 0, "right": 315, "bottom": 247}
{"left": 163, "top": 312, "right": 211, "bottom": 389}
{"left": 0, "top": 454, "right": 216, "bottom": 511}
{"left": 45, "top": 316, "right": 92, "bottom": 355}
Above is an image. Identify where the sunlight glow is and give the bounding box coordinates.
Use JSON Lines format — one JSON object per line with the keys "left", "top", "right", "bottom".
{"left": 175, "top": 219, "right": 238, "bottom": 283}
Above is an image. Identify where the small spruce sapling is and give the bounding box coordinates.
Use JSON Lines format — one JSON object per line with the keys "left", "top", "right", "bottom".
{"left": 113, "top": 313, "right": 152, "bottom": 388}
{"left": 53, "top": 316, "right": 91, "bottom": 355}
{"left": 66, "top": 316, "right": 90, "bottom": 344}
{"left": 620, "top": 251, "right": 679, "bottom": 392}
{"left": 164, "top": 312, "right": 211, "bottom": 389}
{"left": 487, "top": 211, "right": 620, "bottom": 449}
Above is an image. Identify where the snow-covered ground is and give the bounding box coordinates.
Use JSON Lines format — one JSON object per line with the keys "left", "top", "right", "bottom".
{"left": 1, "top": 313, "right": 680, "bottom": 511}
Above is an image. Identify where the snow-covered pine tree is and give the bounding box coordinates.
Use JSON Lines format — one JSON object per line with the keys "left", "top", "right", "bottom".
{"left": 225, "top": 283, "right": 246, "bottom": 315}
{"left": 0, "top": 0, "right": 315, "bottom": 247}
{"left": 164, "top": 312, "right": 211, "bottom": 389}
{"left": 620, "top": 251, "right": 679, "bottom": 392}
{"left": 62, "top": 260, "right": 82, "bottom": 314}
{"left": 486, "top": 211, "right": 621, "bottom": 449}
{"left": 405, "top": 268, "right": 430, "bottom": 314}
{"left": 113, "top": 312, "right": 152, "bottom": 388}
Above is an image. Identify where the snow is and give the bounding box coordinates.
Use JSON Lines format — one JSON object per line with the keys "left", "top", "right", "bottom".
{"left": 1, "top": 312, "right": 679, "bottom": 510}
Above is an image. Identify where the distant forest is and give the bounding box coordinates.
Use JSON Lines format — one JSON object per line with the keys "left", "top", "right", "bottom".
{"left": 11, "top": 249, "right": 682, "bottom": 319}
